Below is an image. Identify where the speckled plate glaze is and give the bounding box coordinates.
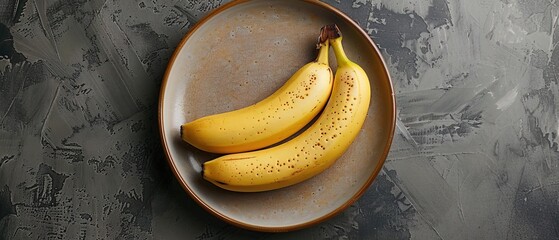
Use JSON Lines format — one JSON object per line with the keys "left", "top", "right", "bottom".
{"left": 158, "top": 0, "right": 395, "bottom": 232}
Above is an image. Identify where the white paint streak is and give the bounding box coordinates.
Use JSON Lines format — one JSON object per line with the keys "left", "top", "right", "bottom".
{"left": 34, "top": 0, "right": 62, "bottom": 61}
{"left": 40, "top": 82, "right": 62, "bottom": 148}
{"left": 495, "top": 85, "right": 518, "bottom": 110}
{"left": 0, "top": 59, "right": 10, "bottom": 74}
{"left": 1, "top": 76, "right": 24, "bottom": 126}
{"left": 396, "top": 117, "right": 419, "bottom": 147}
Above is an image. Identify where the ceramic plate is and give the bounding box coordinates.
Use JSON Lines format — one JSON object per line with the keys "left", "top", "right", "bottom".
{"left": 158, "top": 0, "right": 395, "bottom": 232}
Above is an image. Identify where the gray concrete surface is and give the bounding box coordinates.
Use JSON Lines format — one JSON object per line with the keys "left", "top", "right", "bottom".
{"left": 1, "top": 0, "right": 558, "bottom": 239}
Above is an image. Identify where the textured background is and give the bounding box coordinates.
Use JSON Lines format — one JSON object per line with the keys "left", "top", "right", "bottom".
{"left": 1, "top": 0, "right": 558, "bottom": 239}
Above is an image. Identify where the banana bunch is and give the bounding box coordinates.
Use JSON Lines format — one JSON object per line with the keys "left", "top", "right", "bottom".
{"left": 181, "top": 28, "right": 334, "bottom": 154}
{"left": 185, "top": 25, "right": 371, "bottom": 192}
{"left": 181, "top": 25, "right": 371, "bottom": 192}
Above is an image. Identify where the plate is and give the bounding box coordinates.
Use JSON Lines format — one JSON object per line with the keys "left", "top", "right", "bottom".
{"left": 158, "top": 0, "right": 395, "bottom": 232}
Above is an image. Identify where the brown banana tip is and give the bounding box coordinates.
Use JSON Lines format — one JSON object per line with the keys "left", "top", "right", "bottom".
{"left": 317, "top": 24, "right": 342, "bottom": 48}
{"left": 180, "top": 125, "right": 183, "bottom": 138}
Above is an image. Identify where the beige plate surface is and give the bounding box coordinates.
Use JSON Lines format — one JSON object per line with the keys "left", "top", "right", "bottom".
{"left": 159, "top": 0, "right": 396, "bottom": 232}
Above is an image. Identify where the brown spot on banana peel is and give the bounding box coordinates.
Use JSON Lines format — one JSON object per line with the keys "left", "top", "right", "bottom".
{"left": 291, "top": 168, "right": 304, "bottom": 176}
{"left": 311, "top": 104, "right": 319, "bottom": 111}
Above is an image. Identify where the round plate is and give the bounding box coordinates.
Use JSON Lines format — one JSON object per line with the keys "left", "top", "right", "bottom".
{"left": 158, "top": 0, "right": 395, "bottom": 232}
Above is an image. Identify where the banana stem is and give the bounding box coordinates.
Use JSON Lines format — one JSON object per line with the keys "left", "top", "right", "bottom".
{"left": 330, "top": 37, "right": 350, "bottom": 66}
{"left": 315, "top": 41, "right": 329, "bottom": 64}
{"left": 315, "top": 25, "right": 333, "bottom": 65}
{"left": 323, "top": 24, "right": 349, "bottom": 66}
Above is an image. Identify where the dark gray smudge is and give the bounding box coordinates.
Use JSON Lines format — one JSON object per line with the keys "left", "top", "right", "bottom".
{"left": 79, "top": 213, "right": 93, "bottom": 221}
{"left": 513, "top": 0, "right": 551, "bottom": 34}
{"left": 508, "top": 165, "right": 559, "bottom": 239}
{"left": 425, "top": 0, "right": 452, "bottom": 29}
{"left": 531, "top": 49, "right": 549, "bottom": 69}
{"left": 523, "top": 89, "right": 558, "bottom": 150}
{"left": 356, "top": 171, "right": 413, "bottom": 239}
{"left": 32, "top": 163, "right": 69, "bottom": 207}
{"left": 0, "top": 23, "right": 26, "bottom": 64}
{"left": 0, "top": 185, "right": 16, "bottom": 220}
{"left": 88, "top": 155, "right": 116, "bottom": 173}
{"left": 115, "top": 188, "right": 153, "bottom": 234}
{"left": 324, "top": 0, "right": 372, "bottom": 28}
{"left": 543, "top": 43, "right": 559, "bottom": 86}
{"left": 370, "top": 5, "right": 428, "bottom": 83}
{"left": 0, "top": 0, "right": 27, "bottom": 27}
{"left": 128, "top": 22, "right": 169, "bottom": 73}
{"left": 47, "top": 0, "right": 93, "bottom": 28}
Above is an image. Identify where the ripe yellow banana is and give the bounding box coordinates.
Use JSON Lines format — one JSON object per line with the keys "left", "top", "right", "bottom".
{"left": 181, "top": 30, "right": 334, "bottom": 154}
{"left": 203, "top": 25, "right": 371, "bottom": 192}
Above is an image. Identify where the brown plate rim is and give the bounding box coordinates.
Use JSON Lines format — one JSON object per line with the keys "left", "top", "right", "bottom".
{"left": 158, "top": 0, "right": 396, "bottom": 232}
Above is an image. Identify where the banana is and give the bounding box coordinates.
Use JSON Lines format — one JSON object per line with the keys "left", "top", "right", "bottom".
{"left": 181, "top": 28, "right": 334, "bottom": 154}
{"left": 202, "top": 25, "right": 371, "bottom": 192}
